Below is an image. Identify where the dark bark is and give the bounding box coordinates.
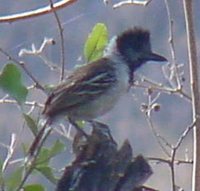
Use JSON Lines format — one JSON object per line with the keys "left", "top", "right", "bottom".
{"left": 56, "top": 121, "right": 155, "bottom": 191}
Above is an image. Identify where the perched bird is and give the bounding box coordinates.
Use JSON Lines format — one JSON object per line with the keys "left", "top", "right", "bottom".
{"left": 43, "top": 27, "right": 167, "bottom": 122}
{"left": 28, "top": 27, "right": 167, "bottom": 156}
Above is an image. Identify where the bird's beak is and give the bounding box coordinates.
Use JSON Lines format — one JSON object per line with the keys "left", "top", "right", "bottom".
{"left": 145, "top": 52, "right": 167, "bottom": 62}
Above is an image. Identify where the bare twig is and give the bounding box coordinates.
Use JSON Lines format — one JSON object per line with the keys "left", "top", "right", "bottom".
{"left": 19, "top": 37, "right": 55, "bottom": 57}
{"left": 141, "top": 91, "right": 172, "bottom": 157}
{"left": 141, "top": 92, "right": 171, "bottom": 156}
{"left": 0, "top": 0, "right": 77, "bottom": 23}
{"left": 148, "top": 157, "right": 193, "bottom": 165}
{"left": 183, "top": 1, "right": 200, "bottom": 191}
{"left": 0, "top": 98, "right": 43, "bottom": 108}
{"left": 19, "top": 35, "right": 60, "bottom": 71}
{"left": 2, "top": 134, "right": 17, "bottom": 172}
{"left": 136, "top": 75, "right": 191, "bottom": 101}
{"left": 0, "top": 47, "right": 45, "bottom": 92}
{"left": 141, "top": 85, "right": 194, "bottom": 191}
{"left": 164, "top": 0, "right": 182, "bottom": 89}
{"left": 143, "top": 93, "right": 195, "bottom": 191}
{"left": 112, "top": 0, "right": 151, "bottom": 9}
{"left": 53, "top": 123, "right": 73, "bottom": 140}
{"left": 145, "top": 115, "right": 171, "bottom": 157}
{"left": 175, "top": 121, "right": 196, "bottom": 150}
{"left": 167, "top": 121, "right": 195, "bottom": 191}
{"left": 49, "top": 0, "right": 66, "bottom": 81}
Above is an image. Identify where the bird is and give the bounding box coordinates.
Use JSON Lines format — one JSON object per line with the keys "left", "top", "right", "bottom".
{"left": 43, "top": 27, "right": 167, "bottom": 122}
{"left": 28, "top": 27, "right": 167, "bottom": 156}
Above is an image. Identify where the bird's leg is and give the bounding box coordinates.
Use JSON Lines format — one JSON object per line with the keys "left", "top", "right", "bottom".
{"left": 89, "top": 120, "right": 116, "bottom": 143}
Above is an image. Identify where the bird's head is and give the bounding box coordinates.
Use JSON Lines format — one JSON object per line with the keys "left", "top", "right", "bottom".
{"left": 116, "top": 27, "right": 167, "bottom": 71}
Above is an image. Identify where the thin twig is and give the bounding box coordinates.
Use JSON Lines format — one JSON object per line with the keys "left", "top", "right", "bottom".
{"left": 49, "top": 0, "right": 65, "bottom": 81}
{"left": 164, "top": 0, "right": 181, "bottom": 88}
{"left": 53, "top": 123, "right": 73, "bottom": 140}
{"left": 19, "top": 38, "right": 55, "bottom": 57}
{"left": 19, "top": 38, "right": 60, "bottom": 71}
{"left": 145, "top": 114, "right": 171, "bottom": 157}
{"left": 175, "top": 121, "right": 196, "bottom": 149}
{"left": 167, "top": 121, "right": 195, "bottom": 191}
{"left": 148, "top": 157, "right": 193, "bottom": 165}
{"left": 113, "top": 0, "right": 151, "bottom": 9}
{"left": 169, "top": 149, "right": 176, "bottom": 191}
{"left": 137, "top": 76, "right": 191, "bottom": 101}
{"left": 16, "top": 121, "right": 52, "bottom": 191}
{"left": 0, "top": 47, "right": 45, "bottom": 92}
{"left": 0, "top": 98, "right": 44, "bottom": 108}
{"left": 2, "top": 134, "right": 17, "bottom": 172}
{"left": 0, "top": 0, "right": 77, "bottom": 23}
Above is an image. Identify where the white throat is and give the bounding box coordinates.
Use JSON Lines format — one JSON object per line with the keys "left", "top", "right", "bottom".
{"left": 104, "top": 36, "right": 118, "bottom": 57}
{"left": 104, "top": 36, "right": 130, "bottom": 95}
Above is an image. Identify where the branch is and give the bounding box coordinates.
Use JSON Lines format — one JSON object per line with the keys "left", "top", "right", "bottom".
{"left": 19, "top": 38, "right": 61, "bottom": 71}
{"left": 148, "top": 157, "right": 193, "bottom": 165}
{"left": 175, "top": 120, "right": 196, "bottom": 149}
{"left": 164, "top": 0, "right": 182, "bottom": 88}
{"left": 56, "top": 122, "right": 153, "bottom": 191}
{"left": 144, "top": 114, "right": 171, "bottom": 157}
{"left": 0, "top": 0, "right": 77, "bottom": 23}
{"left": 112, "top": 0, "right": 151, "bottom": 9}
{"left": 2, "top": 134, "right": 17, "bottom": 172}
{"left": 141, "top": 91, "right": 171, "bottom": 156}
{"left": 0, "top": 47, "right": 45, "bottom": 92}
{"left": 49, "top": 0, "right": 66, "bottom": 82}
{"left": 183, "top": 1, "right": 200, "bottom": 191}
{"left": 134, "top": 76, "right": 191, "bottom": 101}
{"left": 0, "top": 98, "right": 43, "bottom": 108}
{"left": 16, "top": 120, "right": 53, "bottom": 191}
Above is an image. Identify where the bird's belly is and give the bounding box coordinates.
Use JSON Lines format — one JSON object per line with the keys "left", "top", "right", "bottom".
{"left": 69, "top": 63, "right": 130, "bottom": 120}
{"left": 69, "top": 82, "right": 128, "bottom": 120}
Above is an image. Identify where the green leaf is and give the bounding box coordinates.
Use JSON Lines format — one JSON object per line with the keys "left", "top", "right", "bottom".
{"left": 6, "top": 167, "right": 23, "bottom": 191}
{"left": 48, "top": 140, "right": 65, "bottom": 158}
{"left": 0, "top": 63, "right": 28, "bottom": 104}
{"left": 36, "top": 166, "right": 57, "bottom": 184}
{"left": 84, "top": 23, "right": 108, "bottom": 62}
{"left": 36, "top": 140, "right": 65, "bottom": 165}
{"left": 24, "top": 184, "right": 45, "bottom": 191}
{"left": 36, "top": 148, "right": 51, "bottom": 166}
{"left": 76, "top": 120, "right": 86, "bottom": 128}
{"left": 23, "top": 114, "right": 38, "bottom": 136}
{"left": 34, "top": 141, "right": 65, "bottom": 183}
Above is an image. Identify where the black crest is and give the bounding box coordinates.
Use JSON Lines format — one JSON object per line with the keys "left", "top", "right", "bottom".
{"left": 116, "top": 27, "right": 151, "bottom": 55}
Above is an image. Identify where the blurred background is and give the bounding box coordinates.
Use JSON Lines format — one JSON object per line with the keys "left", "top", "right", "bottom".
{"left": 0, "top": 0, "right": 200, "bottom": 190}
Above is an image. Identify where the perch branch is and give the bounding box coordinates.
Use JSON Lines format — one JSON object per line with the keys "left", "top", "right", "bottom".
{"left": 49, "top": 0, "right": 66, "bottom": 81}
{"left": 183, "top": 1, "right": 200, "bottom": 191}
{"left": 0, "top": 0, "right": 77, "bottom": 23}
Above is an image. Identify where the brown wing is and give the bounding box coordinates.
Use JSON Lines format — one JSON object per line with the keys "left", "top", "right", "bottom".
{"left": 43, "top": 58, "right": 117, "bottom": 118}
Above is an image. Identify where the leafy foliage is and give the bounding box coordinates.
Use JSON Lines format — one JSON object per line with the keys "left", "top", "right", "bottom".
{"left": 36, "top": 166, "right": 57, "bottom": 184}
{"left": 0, "top": 63, "right": 28, "bottom": 104}
{"left": 35, "top": 140, "right": 65, "bottom": 184}
{"left": 23, "top": 184, "right": 45, "bottom": 191}
{"left": 6, "top": 167, "right": 23, "bottom": 191}
{"left": 23, "top": 114, "right": 38, "bottom": 136}
{"left": 84, "top": 23, "right": 108, "bottom": 62}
